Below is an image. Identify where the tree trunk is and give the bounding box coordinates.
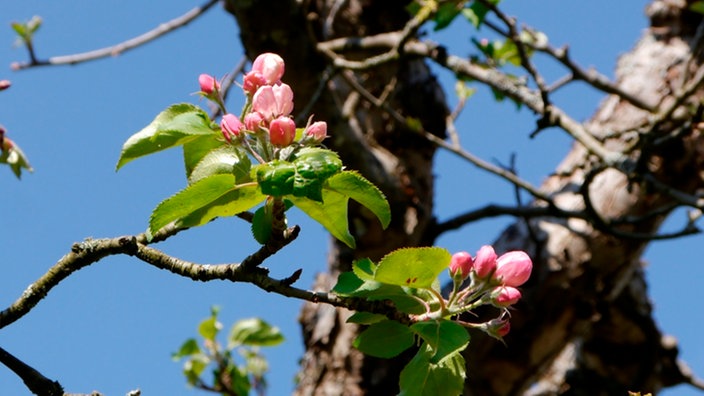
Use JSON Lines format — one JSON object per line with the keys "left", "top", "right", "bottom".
{"left": 224, "top": 0, "right": 704, "bottom": 394}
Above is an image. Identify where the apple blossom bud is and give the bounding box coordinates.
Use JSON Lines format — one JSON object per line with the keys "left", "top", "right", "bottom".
{"left": 198, "top": 74, "right": 220, "bottom": 95}
{"left": 491, "top": 286, "right": 522, "bottom": 307}
{"left": 252, "top": 84, "right": 294, "bottom": 120}
{"left": 485, "top": 318, "right": 511, "bottom": 338}
{"left": 243, "top": 71, "right": 266, "bottom": 96}
{"left": 493, "top": 251, "right": 532, "bottom": 287}
{"left": 251, "top": 53, "right": 285, "bottom": 84}
{"left": 473, "top": 245, "right": 497, "bottom": 278}
{"left": 0, "top": 80, "right": 10, "bottom": 91}
{"left": 304, "top": 121, "right": 327, "bottom": 144}
{"left": 269, "top": 116, "right": 296, "bottom": 147}
{"left": 244, "top": 112, "right": 265, "bottom": 132}
{"left": 448, "top": 251, "right": 473, "bottom": 279}
{"left": 221, "top": 113, "right": 244, "bottom": 143}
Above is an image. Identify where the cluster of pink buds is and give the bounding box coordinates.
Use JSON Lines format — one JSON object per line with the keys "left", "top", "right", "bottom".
{"left": 198, "top": 53, "right": 328, "bottom": 156}
{"left": 446, "top": 245, "right": 532, "bottom": 340}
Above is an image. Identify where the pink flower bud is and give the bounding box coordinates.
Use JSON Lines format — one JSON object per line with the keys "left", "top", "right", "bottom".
{"left": 493, "top": 251, "right": 532, "bottom": 287}
{"left": 198, "top": 74, "right": 220, "bottom": 95}
{"left": 448, "top": 251, "right": 473, "bottom": 279}
{"left": 473, "top": 245, "right": 497, "bottom": 278}
{"left": 485, "top": 318, "right": 511, "bottom": 338}
{"left": 221, "top": 113, "right": 244, "bottom": 143}
{"left": 0, "top": 80, "right": 10, "bottom": 91}
{"left": 304, "top": 121, "right": 327, "bottom": 143}
{"left": 251, "top": 53, "right": 285, "bottom": 85}
{"left": 491, "top": 286, "right": 522, "bottom": 307}
{"left": 244, "top": 112, "right": 265, "bottom": 132}
{"left": 269, "top": 116, "right": 296, "bottom": 147}
{"left": 252, "top": 83, "right": 294, "bottom": 120}
{"left": 243, "top": 71, "right": 266, "bottom": 96}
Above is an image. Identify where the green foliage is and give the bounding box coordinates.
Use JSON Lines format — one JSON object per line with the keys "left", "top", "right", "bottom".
{"left": 11, "top": 16, "right": 42, "bottom": 45}
{"left": 174, "top": 309, "right": 284, "bottom": 395}
{"left": 399, "top": 345, "right": 466, "bottom": 396}
{"left": 374, "top": 247, "right": 451, "bottom": 289}
{"left": 433, "top": 2, "right": 463, "bottom": 31}
{"left": 116, "top": 103, "right": 217, "bottom": 170}
{"left": 690, "top": 1, "right": 704, "bottom": 14}
{"left": 462, "top": 0, "right": 500, "bottom": 28}
{"left": 332, "top": 247, "right": 471, "bottom": 394}
{"left": 353, "top": 320, "right": 415, "bottom": 358}
{"left": 148, "top": 174, "right": 265, "bottom": 234}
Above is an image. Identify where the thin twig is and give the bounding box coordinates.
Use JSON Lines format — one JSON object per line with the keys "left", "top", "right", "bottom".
{"left": 12, "top": 0, "right": 220, "bottom": 70}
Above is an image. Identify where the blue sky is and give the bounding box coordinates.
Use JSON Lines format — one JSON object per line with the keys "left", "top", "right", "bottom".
{"left": 0, "top": 1, "right": 701, "bottom": 395}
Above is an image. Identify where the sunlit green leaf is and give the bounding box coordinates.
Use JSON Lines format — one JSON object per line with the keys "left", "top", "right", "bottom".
{"left": 116, "top": 103, "right": 216, "bottom": 170}
{"left": 398, "top": 345, "right": 466, "bottom": 396}
{"left": 172, "top": 338, "right": 200, "bottom": 360}
{"left": 325, "top": 171, "right": 391, "bottom": 229}
{"left": 198, "top": 316, "right": 222, "bottom": 342}
{"left": 188, "top": 145, "right": 251, "bottom": 185}
{"left": 183, "top": 135, "right": 223, "bottom": 179}
{"left": 228, "top": 318, "right": 284, "bottom": 348}
{"left": 353, "top": 320, "right": 414, "bottom": 358}
{"left": 149, "top": 174, "right": 264, "bottom": 234}
{"left": 288, "top": 189, "right": 356, "bottom": 248}
{"left": 410, "top": 320, "right": 470, "bottom": 364}
{"left": 374, "top": 247, "right": 451, "bottom": 289}
{"left": 434, "top": 2, "right": 462, "bottom": 31}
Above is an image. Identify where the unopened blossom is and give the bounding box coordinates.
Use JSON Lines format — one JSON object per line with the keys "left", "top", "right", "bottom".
{"left": 0, "top": 80, "right": 10, "bottom": 91}
{"left": 252, "top": 83, "right": 294, "bottom": 120}
{"left": 491, "top": 286, "right": 522, "bottom": 307}
{"left": 244, "top": 112, "right": 265, "bottom": 132}
{"left": 449, "top": 251, "right": 473, "bottom": 279}
{"left": 269, "top": 116, "right": 296, "bottom": 147}
{"left": 243, "top": 53, "right": 285, "bottom": 95}
{"left": 251, "top": 53, "right": 285, "bottom": 84}
{"left": 473, "top": 245, "right": 497, "bottom": 278}
{"left": 485, "top": 317, "right": 511, "bottom": 338}
{"left": 198, "top": 74, "right": 220, "bottom": 95}
{"left": 304, "top": 121, "right": 327, "bottom": 144}
{"left": 493, "top": 251, "right": 532, "bottom": 287}
{"left": 221, "top": 113, "right": 244, "bottom": 143}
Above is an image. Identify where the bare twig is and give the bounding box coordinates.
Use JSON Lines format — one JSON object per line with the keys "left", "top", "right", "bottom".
{"left": 12, "top": 0, "right": 220, "bottom": 70}
{"left": 0, "top": 346, "right": 63, "bottom": 396}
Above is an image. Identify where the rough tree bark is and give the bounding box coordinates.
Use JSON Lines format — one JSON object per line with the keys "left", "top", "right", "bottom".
{"left": 224, "top": 1, "right": 703, "bottom": 395}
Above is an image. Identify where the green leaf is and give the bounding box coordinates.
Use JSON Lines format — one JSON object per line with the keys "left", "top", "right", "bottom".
{"left": 410, "top": 320, "right": 470, "bottom": 364}
{"left": 462, "top": 1, "right": 492, "bottom": 28}
{"left": 183, "top": 356, "right": 209, "bottom": 386}
{"left": 399, "top": 346, "right": 466, "bottom": 396}
{"left": 198, "top": 316, "right": 222, "bottom": 342}
{"left": 178, "top": 183, "right": 266, "bottom": 229}
{"left": 183, "top": 135, "right": 223, "bottom": 179}
{"left": 251, "top": 203, "right": 273, "bottom": 244}
{"left": 352, "top": 258, "right": 376, "bottom": 281}
{"left": 149, "top": 174, "right": 264, "bottom": 234}
{"left": 172, "top": 338, "right": 201, "bottom": 360}
{"left": 188, "top": 145, "right": 251, "bottom": 185}
{"left": 228, "top": 318, "right": 284, "bottom": 348}
{"left": 289, "top": 189, "right": 356, "bottom": 248}
{"left": 331, "top": 271, "right": 427, "bottom": 314}
{"left": 325, "top": 171, "right": 391, "bottom": 229}
{"left": 256, "top": 148, "right": 342, "bottom": 201}
{"left": 374, "top": 247, "right": 451, "bottom": 289}
{"left": 116, "top": 103, "right": 216, "bottom": 170}
{"left": 353, "top": 320, "right": 414, "bottom": 359}
{"left": 434, "top": 2, "right": 462, "bottom": 31}
{"left": 346, "top": 312, "right": 389, "bottom": 325}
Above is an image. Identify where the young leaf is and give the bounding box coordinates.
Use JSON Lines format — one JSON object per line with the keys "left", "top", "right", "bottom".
{"left": 374, "top": 247, "right": 452, "bottom": 289}
{"left": 433, "top": 2, "right": 462, "bottom": 31}
{"left": 288, "top": 190, "right": 356, "bottom": 248}
{"left": 255, "top": 160, "right": 296, "bottom": 197}
{"left": 149, "top": 174, "right": 264, "bottom": 234}
{"left": 251, "top": 203, "right": 273, "bottom": 244}
{"left": 353, "top": 320, "right": 414, "bottom": 359}
{"left": 172, "top": 338, "right": 200, "bottom": 360}
{"left": 0, "top": 141, "right": 33, "bottom": 178}
{"left": 178, "top": 183, "right": 266, "bottom": 229}
{"left": 399, "top": 345, "right": 466, "bottom": 396}
{"left": 410, "top": 320, "right": 470, "bottom": 364}
{"left": 291, "top": 147, "right": 343, "bottom": 201}
{"left": 183, "top": 135, "right": 223, "bottom": 179}
{"left": 188, "top": 145, "right": 252, "bottom": 185}
{"left": 116, "top": 103, "right": 216, "bottom": 170}
{"left": 198, "top": 316, "right": 222, "bottom": 342}
{"left": 228, "top": 318, "right": 284, "bottom": 348}
{"left": 353, "top": 258, "right": 377, "bottom": 281}
{"left": 325, "top": 171, "right": 391, "bottom": 229}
